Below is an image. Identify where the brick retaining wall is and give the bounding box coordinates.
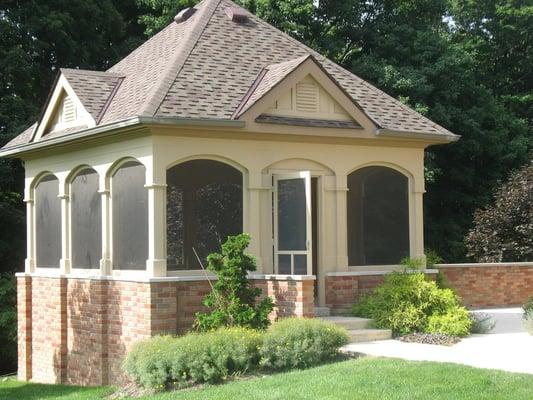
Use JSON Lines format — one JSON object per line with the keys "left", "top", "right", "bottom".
{"left": 437, "top": 263, "right": 533, "bottom": 308}
{"left": 325, "top": 271, "right": 438, "bottom": 314}
{"left": 17, "top": 274, "right": 314, "bottom": 386}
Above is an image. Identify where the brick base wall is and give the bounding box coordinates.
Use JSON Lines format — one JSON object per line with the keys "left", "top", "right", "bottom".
{"left": 438, "top": 263, "right": 533, "bottom": 308}
{"left": 17, "top": 274, "right": 314, "bottom": 386}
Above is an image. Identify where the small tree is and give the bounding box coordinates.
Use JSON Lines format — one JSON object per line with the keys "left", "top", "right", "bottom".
{"left": 465, "top": 160, "right": 533, "bottom": 262}
{"left": 195, "top": 233, "right": 274, "bottom": 331}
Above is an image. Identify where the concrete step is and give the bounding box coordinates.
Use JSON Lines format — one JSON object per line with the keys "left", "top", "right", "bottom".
{"left": 320, "top": 316, "right": 373, "bottom": 330}
{"left": 348, "top": 328, "right": 392, "bottom": 343}
{"left": 314, "top": 307, "right": 331, "bottom": 317}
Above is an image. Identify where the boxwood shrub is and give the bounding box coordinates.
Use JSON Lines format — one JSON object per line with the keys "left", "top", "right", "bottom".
{"left": 123, "top": 327, "right": 262, "bottom": 389}
{"left": 352, "top": 270, "right": 471, "bottom": 336}
{"left": 259, "top": 318, "right": 349, "bottom": 370}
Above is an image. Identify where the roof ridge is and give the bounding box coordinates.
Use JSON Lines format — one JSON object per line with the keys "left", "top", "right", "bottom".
{"left": 60, "top": 68, "right": 124, "bottom": 78}
{"left": 141, "top": 0, "right": 222, "bottom": 117}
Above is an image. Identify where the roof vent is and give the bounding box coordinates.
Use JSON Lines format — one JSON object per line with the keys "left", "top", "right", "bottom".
{"left": 174, "top": 7, "right": 196, "bottom": 23}
{"left": 225, "top": 6, "right": 248, "bottom": 23}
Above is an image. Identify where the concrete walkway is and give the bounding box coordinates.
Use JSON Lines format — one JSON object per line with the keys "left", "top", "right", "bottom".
{"left": 342, "top": 308, "right": 533, "bottom": 374}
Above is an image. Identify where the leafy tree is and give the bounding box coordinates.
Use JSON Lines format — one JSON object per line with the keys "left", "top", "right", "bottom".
{"left": 196, "top": 234, "right": 274, "bottom": 331}
{"left": 465, "top": 159, "right": 533, "bottom": 262}
{"left": 0, "top": 0, "right": 147, "bottom": 374}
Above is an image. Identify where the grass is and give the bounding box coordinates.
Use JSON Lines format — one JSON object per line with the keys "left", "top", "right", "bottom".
{"left": 1, "top": 358, "right": 532, "bottom": 400}
{"left": 0, "top": 377, "right": 113, "bottom": 400}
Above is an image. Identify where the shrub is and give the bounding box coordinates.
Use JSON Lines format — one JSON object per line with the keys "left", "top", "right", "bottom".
{"left": 523, "top": 296, "right": 533, "bottom": 321}
{"left": 426, "top": 306, "right": 472, "bottom": 337}
{"left": 196, "top": 234, "right": 274, "bottom": 331}
{"left": 259, "top": 318, "right": 349, "bottom": 371}
{"left": 352, "top": 269, "right": 469, "bottom": 336}
{"left": 469, "top": 312, "right": 496, "bottom": 334}
{"left": 123, "top": 327, "right": 262, "bottom": 389}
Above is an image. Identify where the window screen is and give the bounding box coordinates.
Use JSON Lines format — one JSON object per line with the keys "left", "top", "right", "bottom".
{"left": 167, "top": 160, "right": 243, "bottom": 270}
{"left": 71, "top": 168, "right": 101, "bottom": 268}
{"left": 112, "top": 161, "right": 148, "bottom": 270}
{"left": 347, "top": 167, "right": 409, "bottom": 266}
{"left": 35, "top": 175, "right": 61, "bottom": 268}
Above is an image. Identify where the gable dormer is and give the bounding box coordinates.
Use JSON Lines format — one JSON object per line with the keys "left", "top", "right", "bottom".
{"left": 234, "top": 55, "right": 376, "bottom": 132}
{"left": 33, "top": 73, "right": 96, "bottom": 141}
{"left": 266, "top": 75, "right": 353, "bottom": 122}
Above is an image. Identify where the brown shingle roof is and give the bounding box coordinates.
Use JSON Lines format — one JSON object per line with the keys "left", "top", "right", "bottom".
{"left": 3, "top": 0, "right": 457, "bottom": 151}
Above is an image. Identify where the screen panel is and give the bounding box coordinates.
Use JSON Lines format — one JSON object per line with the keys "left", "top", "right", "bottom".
{"left": 35, "top": 175, "right": 61, "bottom": 268}
{"left": 71, "top": 168, "right": 101, "bottom": 268}
{"left": 112, "top": 162, "right": 148, "bottom": 270}
{"left": 166, "top": 160, "right": 243, "bottom": 270}
{"left": 347, "top": 167, "right": 409, "bottom": 266}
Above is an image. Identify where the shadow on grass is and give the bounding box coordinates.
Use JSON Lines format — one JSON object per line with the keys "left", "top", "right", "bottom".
{"left": 0, "top": 380, "right": 109, "bottom": 400}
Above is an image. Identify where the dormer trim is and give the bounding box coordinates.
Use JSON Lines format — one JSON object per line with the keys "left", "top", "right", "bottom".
{"left": 32, "top": 74, "right": 96, "bottom": 142}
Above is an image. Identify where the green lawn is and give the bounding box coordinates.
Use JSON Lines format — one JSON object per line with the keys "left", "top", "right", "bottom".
{"left": 2, "top": 358, "right": 532, "bottom": 400}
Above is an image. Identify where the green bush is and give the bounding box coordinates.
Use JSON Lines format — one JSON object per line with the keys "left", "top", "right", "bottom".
{"left": 426, "top": 306, "right": 472, "bottom": 337}
{"left": 196, "top": 234, "right": 274, "bottom": 331}
{"left": 469, "top": 312, "right": 496, "bottom": 334}
{"left": 352, "top": 269, "right": 469, "bottom": 336}
{"left": 259, "top": 318, "right": 349, "bottom": 371}
{"left": 523, "top": 296, "right": 533, "bottom": 320}
{"left": 123, "top": 327, "right": 262, "bottom": 389}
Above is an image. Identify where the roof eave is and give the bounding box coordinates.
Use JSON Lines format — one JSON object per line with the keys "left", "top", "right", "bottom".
{"left": 0, "top": 116, "right": 246, "bottom": 158}
{"left": 375, "top": 128, "right": 460, "bottom": 144}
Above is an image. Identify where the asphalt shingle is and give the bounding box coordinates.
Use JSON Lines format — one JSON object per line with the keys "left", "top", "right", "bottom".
{"left": 2, "top": 0, "right": 457, "bottom": 151}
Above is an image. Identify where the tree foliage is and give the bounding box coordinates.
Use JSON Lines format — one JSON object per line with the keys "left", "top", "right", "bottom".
{"left": 466, "top": 160, "right": 533, "bottom": 262}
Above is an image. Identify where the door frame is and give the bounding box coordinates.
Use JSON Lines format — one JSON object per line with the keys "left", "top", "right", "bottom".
{"left": 273, "top": 171, "right": 312, "bottom": 275}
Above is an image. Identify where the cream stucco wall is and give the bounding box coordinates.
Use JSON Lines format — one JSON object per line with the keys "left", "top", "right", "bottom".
{"left": 21, "top": 124, "right": 427, "bottom": 306}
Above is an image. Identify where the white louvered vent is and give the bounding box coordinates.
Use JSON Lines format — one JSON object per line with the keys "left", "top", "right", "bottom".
{"left": 296, "top": 82, "right": 319, "bottom": 112}
{"left": 62, "top": 96, "right": 76, "bottom": 123}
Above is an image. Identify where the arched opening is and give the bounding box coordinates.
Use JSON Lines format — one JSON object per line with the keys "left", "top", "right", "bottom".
{"left": 112, "top": 161, "right": 148, "bottom": 270}
{"left": 35, "top": 174, "right": 61, "bottom": 268}
{"left": 166, "top": 159, "right": 243, "bottom": 270}
{"left": 347, "top": 166, "right": 409, "bottom": 265}
{"left": 70, "top": 168, "right": 101, "bottom": 269}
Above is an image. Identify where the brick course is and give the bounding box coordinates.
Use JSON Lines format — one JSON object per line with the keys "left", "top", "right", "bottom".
{"left": 17, "top": 274, "right": 313, "bottom": 386}
{"left": 438, "top": 263, "right": 533, "bottom": 308}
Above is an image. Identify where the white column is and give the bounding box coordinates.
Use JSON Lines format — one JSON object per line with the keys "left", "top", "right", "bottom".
{"left": 58, "top": 192, "right": 71, "bottom": 274}
{"left": 410, "top": 173, "right": 426, "bottom": 265}
{"left": 23, "top": 193, "right": 35, "bottom": 273}
{"left": 99, "top": 188, "right": 112, "bottom": 276}
{"left": 146, "top": 183, "right": 167, "bottom": 277}
{"left": 246, "top": 169, "right": 264, "bottom": 270}
{"left": 334, "top": 174, "right": 349, "bottom": 270}
{"left": 413, "top": 189, "right": 426, "bottom": 263}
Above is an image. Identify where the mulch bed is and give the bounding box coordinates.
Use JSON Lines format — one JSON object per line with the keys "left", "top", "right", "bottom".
{"left": 398, "top": 333, "right": 461, "bottom": 346}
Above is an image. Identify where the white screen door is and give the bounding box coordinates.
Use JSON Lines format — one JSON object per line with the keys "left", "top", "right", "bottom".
{"left": 273, "top": 171, "right": 312, "bottom": 275}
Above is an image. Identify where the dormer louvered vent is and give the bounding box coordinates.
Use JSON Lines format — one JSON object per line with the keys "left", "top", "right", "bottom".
{"left": 62, "top": 96, "right": 76, "bottom": 123}
{"left": 295, "top": 81, "right": 319, "bottom": 112}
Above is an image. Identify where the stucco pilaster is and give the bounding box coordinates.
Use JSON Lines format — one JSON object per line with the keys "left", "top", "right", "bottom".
{"left": 146, "top": 183, "right": 167, "bottom": 277}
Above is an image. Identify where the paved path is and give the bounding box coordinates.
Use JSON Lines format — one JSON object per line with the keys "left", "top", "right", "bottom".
{"left": 342, "top": 308, "right": 533, "bottom": 374}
